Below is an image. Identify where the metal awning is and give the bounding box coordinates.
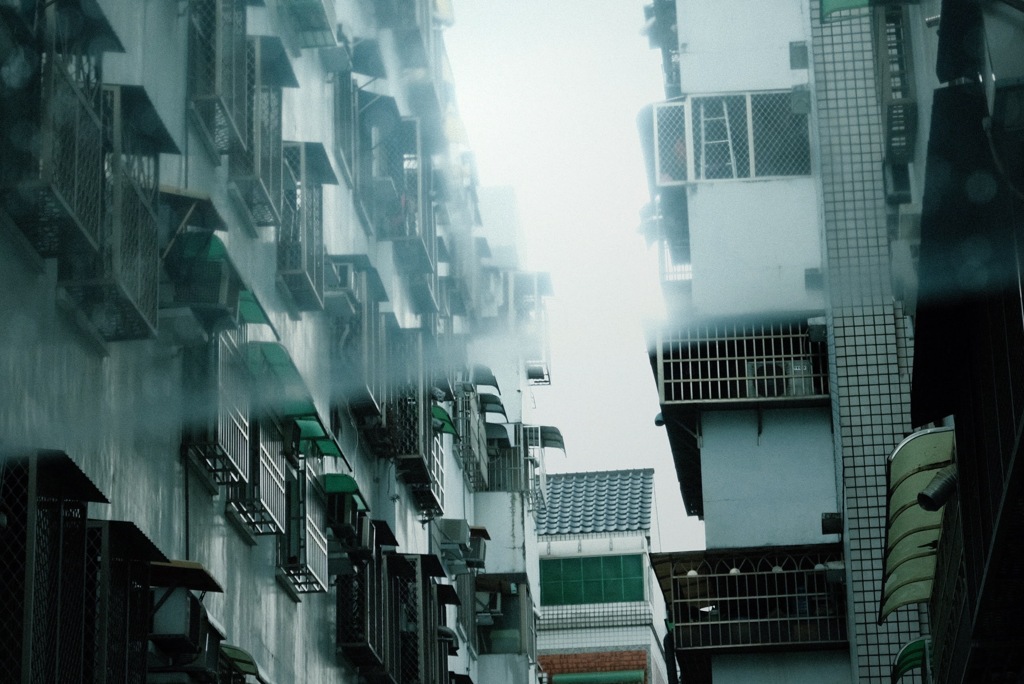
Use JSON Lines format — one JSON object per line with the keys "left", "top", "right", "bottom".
{"left": 220, "top": 644, "right": 269, "bottom": 682}
{"left": 160, "top": 186, "right": 227, "bottom": 231}
{"left": 431, "top": 405, "right": 459, "bottom": 438}
{"left": 471, "top": 364, "right": 500, "bottom": 392}
{"left": 150, "top": 560, "right": 224, "bottom": 592}
{"left": 322, "top": 473, "right": 368, "bottom": 511}
{"left": 478, "top": 393, "right": 507, "bottom": 420}
{"left": 484, "top": 423, "right": 511, "bottom": 448}
{"left": 285, "top": 141, "right": 338, "bottom": 185}
{"left": 891, "top": 637, "right": 930, "bottom": 684}
{"left": 373, "top": 519, "right": 399, "bottom": 547}
{"left": 98, "top": 520, "right": 168, "bottom": 562}
{"left": 115, "top": 85, "right": 179, "bottom": 154}
{"left": 351, "top": 38, "right": 386, "bottom": 78}
{"left": 237, "top": 290, "right": 275, "bottom": 329}
{"left": 255, "top": 35, "right": 298, "bottom": 88}
{"left": 31, "top": 449, "right": 109, "bottom": 503}
{"left": 879, "top": 428, "right": 955, "bottom": 623}
{"left": 436, "top": 583, "right": 460, "bottom": 606}
{"left": 526, "top": 425, "right": 565, "bottom": 451}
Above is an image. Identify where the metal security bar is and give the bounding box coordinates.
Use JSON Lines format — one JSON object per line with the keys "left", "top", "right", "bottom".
{"left": 330, "top": 274, "right": 388, "bottom": 418}
{"left": 658, "top": 319, "right": 829, "bottom": 405}
{"left": 655, "top": 92, "right": 811, "bottom": 185}
{"left": 661, "top": 547, "right": 847, "bottom": 652}
{"left": 456, "top": 389, "right": 489, "bottom": 490}
{"left": 227, "top": 418, "right": 287, "bottom": 535}
{"left": 188, "top": 0, "right": 248, "bottom": 156}
{"left": 61, "top": 85, "right": 164, "bottom": 341}
{"left": 334, "top": 73, "right": 357, "bottom": 184}
{"left": 874, "top": 5, "right": 917, "bottom": 164}
{"left": 279, "top": 459, "right": 329, "bottom": 593}
{"left": 279, "top": 143, "right": 326, "bottom": 310}
{"left": 228, "top": 37, "right": 285, "bottom": 228}
{"left": 391, "top": 555, "right": 442, "bottom": 684}
{"left": 182, "top": 329, "right": 251, "bottom": 485}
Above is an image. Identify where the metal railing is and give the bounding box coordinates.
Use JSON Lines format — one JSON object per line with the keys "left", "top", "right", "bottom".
{"left": 188, "top": 0, "right": 248, "bottom": 156}
{"left": 279, "top": 143, "right": 326, "bottom": 310}
{"left": 227, "top": 418, "right": 287, "bottom": 535}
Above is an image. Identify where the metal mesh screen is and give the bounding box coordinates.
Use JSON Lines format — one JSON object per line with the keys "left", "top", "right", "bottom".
{"left": 692, "top": 95, "right": 750, "bottom": 180}
{"left": 654, "top": 101, "right": 688, "bottom": 185}
{"left": 659, "top": 319, "right": 829, "bottom": 404}
{"left": 749, "top": 92, "right": 811, "bottom": 177}
{"left": 0, "top": 460, "right": 30, "bottom": 681}
{"left": 188, "top": 0, "right": 248, "bottom": 154}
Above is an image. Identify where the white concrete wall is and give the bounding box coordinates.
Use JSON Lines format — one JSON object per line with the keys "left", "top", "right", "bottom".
{"left": 700, "top": 408, "right": 839, "bottom": 548}
{"left": 713, "top": 650, "right": 852, "bottom": 684}
{"left": 688, "top": 179, "right": 824, "bottom": 320}
{"left": 676, "top": 0, "right": 811, "bottom": 94}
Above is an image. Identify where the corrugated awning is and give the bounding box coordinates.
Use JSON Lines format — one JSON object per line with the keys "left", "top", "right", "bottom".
{"left": 32, "top": 449, "right": 109, "bottom": 503}
{"left": 220, "top": 644, "right": 261, "bottom": 678}
{"left": 98, "top": 520, "right": 168, "bottom": 562}
{"left": 485, "top": 423, "right": 511, "bottom": 448}
{"left": 471, "top": 364, "right": 500, "bottom": 392}
{"left": 879, "top": 427, "right": 955, "bottom": 623}
{"left": 526, "top": 425, "right": 565, "bottom": 451}
{"left": 237, "top": 290, "right": 275, "bottom": 329}
{"left": 478, "top": 393, "right": 507, "bottom": 420}
{"left": 150, "top": 560, "right": 224, "bottom": 592}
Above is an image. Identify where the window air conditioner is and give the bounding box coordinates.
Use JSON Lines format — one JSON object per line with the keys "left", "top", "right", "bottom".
{"left": 465, "top": 536, "right": 486, "bottom": 570}
{"left": 325, "top": 261, "right": 361, "bottom": 319}
{"left": 151, "top": 588, "right": 206, "bottom": 654}
{"left": 436, "top": 518, "right": 471, "bottom": 558}
{"left": 475, "top": 591, "right": 502, "bottom": 626}
{"left": 746, "top": 360, "right": 814, "bottom": 398}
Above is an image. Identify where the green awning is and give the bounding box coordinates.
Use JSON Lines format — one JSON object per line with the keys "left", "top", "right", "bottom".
{"left": 879, "top": 428, "right": 955, "bottom": 623}
{"left": 431, "top": 405, "right": 459, "bottom": 438}
{"left": 244, "top": 342, "right": 345, "bottom": 461}
{"left": 821, "top": 0, "right": 868, "bottom": 19}
{"left": 238, "top": 290, "right": 273, "bottom": 327}
{"left": 891, "top": 637, "right": 929, "bottom": 683}
{"left": 220, "top": 644, "right": 259, "bottom": 676}
{"left": 322, "top": 473, "right": 368, "bottom": 511}
{"left": 551, "top": 671, "right": 645, "bottom": 684}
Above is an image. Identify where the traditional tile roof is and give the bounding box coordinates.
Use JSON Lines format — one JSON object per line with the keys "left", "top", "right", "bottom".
{"left": 536, "top": 469, "right": 654, "bottom": 536}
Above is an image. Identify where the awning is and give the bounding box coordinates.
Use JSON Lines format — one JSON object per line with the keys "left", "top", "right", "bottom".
{"left": 891, "top": 637, "right": 930, "bottom": 684}
{"left": 820, "top": 0, "right": 868, "bottom": 20}
{"left": 526, "top": 425, "right": 565, "bottom": 451}
{"left": 485, "top": 422, "right": 511, "bottom": 448}
{"left": 373, "top": 519, "right": 399, "bottom": 547}
{"left": 221, "top": 644, "right": 263, "bottom": 679}
{"left": 238, "top": 290, "right": 274, "bottom": 329}
{"left": 31, "top": 449, "right": 109, "bottom": 503}
{"left": 160, "top": 186, "right": 227, "bottom": 231}
{"left": 285, "top": 141, "right": 338, "bottom": 185}
{"left": 879, "top": 428, "right": 955, "bottom": 623}
{"left": 115, "top": 85, "right": 179, "bottom": 154}
{"left": 935, "top": 0, "right": 984, "bottom": 84}
{"left": 471, "top": 364, "right": 500, "bottom": 392}
{"left": 351, "top": 38, "right": 386, "bottom": 78}
{"left": 322, "top": 473, "right": 368, "bottom": 511}
{"left": 551, "top": 671, "right": 645, "bottom": 684}
{"left": 150, "top": 560, "right": 224, "bottom": 592}
{"left": 244, "top": 342, "right": 345, "bottom": 461}
{"left": 436, "top": 583, "right": 460, "bottom": 605}
{"left": 97, "top": 520, "right": 168, "bottom": 562}
{"left": 478, "top": 393, "right": 507, "bottom": 420}
{"left": 255, "top": 35, "right": 298, "bottom": 88}
{"left": 431, "top": 405, "right": 459, "bottom": 438}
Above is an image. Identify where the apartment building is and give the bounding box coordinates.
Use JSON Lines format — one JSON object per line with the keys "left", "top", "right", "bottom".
{"left": 0, "top": 1, "right": 561, "bottom": 682}
{"left": 635, "top": 0, "right": 955, "bottom": 682}
{"left": 536, "top": 469, "right": 670, "bottom": 684}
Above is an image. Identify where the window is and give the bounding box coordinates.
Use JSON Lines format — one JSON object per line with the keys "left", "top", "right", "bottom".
{"left": 654, "top": 92, "right": 812, "bottom": 184}
{"left": 540, "top": 555, "right": 644, "bottom": 606}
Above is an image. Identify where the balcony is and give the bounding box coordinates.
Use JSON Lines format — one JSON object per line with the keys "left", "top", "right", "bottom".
{"left": 657, "top": 317, "right": 830, "bottom": 407}
{"left": 653, "top": 545, "right": 847, "bottom": 653}
{"left": 228, "top": 36, "right": 297, "bottom": 230}
{"left": 188, "top": 0, "right": 248, "bottom": 157}
{"left": 60, "top": 85, "right": 177, "bottom": 341}
{"left": 278, "top": 142, "right": 337, "bottom": 311}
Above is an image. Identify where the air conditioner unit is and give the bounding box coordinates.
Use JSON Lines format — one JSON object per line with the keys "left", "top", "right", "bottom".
{"left": 324, "top": 261, "right": 361, "bottom": 318}
{"left": 475, "top": 591, "right": 502, "bottom": 626}
{"left": 436, "top": 518, "right": 471, "bottom": 558}
{"left": 465, "top": 536, "right": 486, "bottom": 569}
{"left": 151, "top": 588, "right": 205, "bottom": 654}
{"left": 746, "top": 360, "right": 814, "bottom": 398}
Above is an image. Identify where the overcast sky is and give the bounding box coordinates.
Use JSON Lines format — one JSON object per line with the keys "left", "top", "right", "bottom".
{"left": 446, "top": 0, "right": 705, "bottom": 552}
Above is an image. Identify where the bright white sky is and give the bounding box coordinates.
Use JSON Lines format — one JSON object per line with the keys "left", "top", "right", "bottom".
{"left": 446, "top": 0, "right": 705, "bottom": 551}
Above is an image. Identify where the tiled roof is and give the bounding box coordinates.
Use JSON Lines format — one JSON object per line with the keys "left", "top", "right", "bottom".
{"left": 536, "top": 469, "right": 654, "bottom": 536}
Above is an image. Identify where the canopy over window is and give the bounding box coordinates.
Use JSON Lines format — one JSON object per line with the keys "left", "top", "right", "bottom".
{"left": 879, "top": 427, "right": 955, "bottom": 623}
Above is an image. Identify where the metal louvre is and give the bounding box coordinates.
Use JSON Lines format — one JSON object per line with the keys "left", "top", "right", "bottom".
{"left": 183, "top": 329, "right": 252, "bottom": 485}
{"left": 655, "top": 547, "right": 847, "bottom": 653}
{"left": 279, "top": 143, "right": 326, "bottom": 310}
{"left": 279, "top": 459, "right": 329, "bottom": 593}
{"left": 658, "top": 319, "right": 829, "bottom": 405}
{"left": 227, "top": 417, "right": 287, "bottom": 535}
{"left": 188, "top": 0, "right": 248, "bottom": 156}
{"left": 229, "top": 37, "right": 284, "bottom": 228}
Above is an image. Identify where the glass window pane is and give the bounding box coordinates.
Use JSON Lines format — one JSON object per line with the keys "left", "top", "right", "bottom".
{"left": 603, "top": 555, "right": 624, "bottom": 580}
{"left": 622, "top": 576, "right": 645, "bottom": 602}
{"left": 622, "top": 554, "right": 643, "bottom": 579}
{"left": 562, "top": 557, "right": 582, "bottom": 582}
{"left": 562, "top": 579, "right": 584, "bottom": 605}
{"left": 580, "top": 556, "right": 603, "bottom": 580}
{"left": 583, "top": 578, "right": 605, "bottom": 603}
{"left": 541, "top": 581, "right": 562, "bottom": 606}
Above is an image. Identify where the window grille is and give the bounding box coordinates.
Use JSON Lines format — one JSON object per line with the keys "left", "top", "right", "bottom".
{"left": 456, "top": 389, "right": 489, "bottom": 490}
{"left": 654, "top": 93, "right": 811, "bottom": 185}
{"left": 279, "top": 143, "right": 326, "bottom": 311}
{"left": 662, "top": 547, "right": 847, "bottom": 651}
{"left": 338, "top": 545, "right": 397, "bottom": 674}
{"left": 390, "top": 555, "right": 443, "bottom": 684}
{"left": 874, "top": 5, "right": 917, "bottom": 164}
{"left": 60, "top": 85, "right": 168, "bottom": 341}
{"left": 188, "top": 0, "right": 248, "bottom": 156}
{"left": 228, "top": 36, "right": 289, "bottom": 229}
{"left": 279, "top": 458, "right": 329, "bottom": 593}
{"left": 182, "top": 329, "right": 251, "bottom": 485}
{"left": 658, "top": 318, "right": 829, "bottom": 405}
{"left": 334, "top": 72, "right": 357, "bottom": 185}
{"left": 226, "top": 417, "right": 288, "bottom": 535}
{"left": 331, "top": 276, "right": 389, "bottom": 418}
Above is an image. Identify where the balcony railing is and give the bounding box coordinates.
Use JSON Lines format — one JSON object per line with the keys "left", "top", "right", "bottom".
{"left": 655, "top": 545, "right": 847, "bottom": 653}
{"left": 279, "top": 142, "right": 336, "bottom": 311}
{"left": 456, "top": 390, "right": 489, "bottom": 490}
{"left": 279, "top": 458, "right": 329, "bottom": 594}
{"left": 658, "top": 318, "right": 830, "bottom": 406}
{"left": 226, "top": 417, "right": 288, "bottom": 535}
{"left": 188, "top": 0, "right": 248, "bottom": 157}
